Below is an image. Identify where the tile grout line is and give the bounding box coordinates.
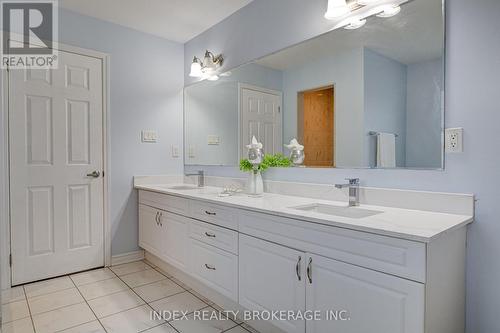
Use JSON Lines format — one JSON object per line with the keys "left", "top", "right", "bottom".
{"left": 148, "top": 264, "right": 255, "bottom": 330}
{"left": 22, "top": 285, "right": 37, "bottom": 333}
{"left": 111, "top": 264, "right": 182, "bottom": 333}
{"left": 13, "top": 263, "right": 257, "bottom": 333}
{"left": 69, "top": 273, "right": 109, "bottom": 333}
{"left": 145, "top": 265, "right": 246, "bottom": 331}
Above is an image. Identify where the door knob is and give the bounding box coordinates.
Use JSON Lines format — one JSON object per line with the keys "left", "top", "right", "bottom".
{"left": 86, "top": 171, "right": 101, "bottom": 178}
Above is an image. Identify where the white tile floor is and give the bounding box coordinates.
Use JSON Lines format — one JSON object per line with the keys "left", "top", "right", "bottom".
{"left": 1, "top": 260, "right": 259, "bottom": 333}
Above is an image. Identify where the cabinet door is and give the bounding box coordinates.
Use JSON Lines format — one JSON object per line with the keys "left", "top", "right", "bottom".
{"left": 239, "top": 235, "right": 306, "bottom": 333}
{"left": 162, "top": 212, "right": 189, "bottom": 271}
{"left": 306, "top": 254, "right": 424, "bottom": 333}
{"left": 139, "top": 204, "right": 163, "bottom": 257}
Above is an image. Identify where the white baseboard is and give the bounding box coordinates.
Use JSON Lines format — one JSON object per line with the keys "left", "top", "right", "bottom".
{"left": 111, "top": 250, "right": 144, "bottom": 266}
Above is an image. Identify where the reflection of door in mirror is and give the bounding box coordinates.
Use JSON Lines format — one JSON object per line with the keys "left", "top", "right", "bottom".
{"left": 240, "top": 84, "right": 282, "bottom": 158}
{"left": 298, "top": 86, "right": 334, "bottom": 167}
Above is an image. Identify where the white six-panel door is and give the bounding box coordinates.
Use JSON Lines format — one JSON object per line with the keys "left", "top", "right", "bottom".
{"left": 9, "top": 50, "right": 104, "bottom": 285}
{"left": 240, "top": 86, "right": 282, "bottom": 158}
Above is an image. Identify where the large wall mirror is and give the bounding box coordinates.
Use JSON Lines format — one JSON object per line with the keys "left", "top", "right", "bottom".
{"left": 185, "top": 0, "right": 444, "bottom": 169}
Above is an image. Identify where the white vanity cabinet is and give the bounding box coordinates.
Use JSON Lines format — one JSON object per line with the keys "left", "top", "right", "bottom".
{"left": 305, "top": 253, "right": 424, "bottom": 333}
{"left": 161, "top": 212, "right": 190, "bottom": 271}
{"left": 239, "top": 233, "right": 425, "bottom": 333}
{"left": 137, "top": 189, "right": 468, "bottom": 333}
{"left": 138, "top": 204, "right": 165, "bottom": 258}
{"left": 239, "top": 234, "right": 306, "bottom": 333}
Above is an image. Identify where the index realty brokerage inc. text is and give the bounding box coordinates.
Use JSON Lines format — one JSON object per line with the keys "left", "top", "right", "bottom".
{"left": 151, "top": 309, "right": 351, "bottom": 322}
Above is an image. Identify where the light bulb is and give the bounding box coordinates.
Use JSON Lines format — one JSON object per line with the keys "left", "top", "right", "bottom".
{"left": 376, "top": 5, "right": 401, "bottom": 17}
{"left": 203, "top": 50, "right": 216, "bottom": 72}
{"left": 343, "top": 17, "right": 367, "bottom": 29}
{"left": 189, "top": 57, "right": 202, "bottom": 77}
{"left": 324, "top": 0, "right": 350, "bottom": 19}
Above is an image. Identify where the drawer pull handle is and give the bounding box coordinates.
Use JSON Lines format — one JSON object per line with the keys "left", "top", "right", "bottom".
{"left": 296, "top": 256, "right": 302, "bottom": 281}
{"left": 205, "top": 232, "right": 216, "bottom": 238}
{"left": 205, "top": 264, "right": 216, "bottom": 270}
{"left": 307, "top": 257, "right": 313, "bottom": 284}
{"left": 155, "top": 212, "right": 159, "bottom": 226}
{"left": 205, "top": 210, "right": 217, "bottom": 216}
{"left": 158, "top": 212, "right": 163, "bottom": 227}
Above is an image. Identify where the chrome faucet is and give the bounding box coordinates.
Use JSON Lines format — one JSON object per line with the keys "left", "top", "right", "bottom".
{"left": 335, "top": 178, "right": 360, "bottom": 207}
{"left": 185, "top": 170, "right": 204, "bottom": 187}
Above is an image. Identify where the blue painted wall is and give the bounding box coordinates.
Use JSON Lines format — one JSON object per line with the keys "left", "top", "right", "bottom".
{"left": 185, "top": 63, "right": 282, "bottom": 166}
{"left": 58, "top": 9, "right": 185, "bottom": 255}
{"left": 406, "top": 58, "right": 444, "bottom": 168}
{"left": 363, "top": 48, "right": 408, "bottom": 168}
{"left": 184, "top": 0, "right": 500, "bottom": 332}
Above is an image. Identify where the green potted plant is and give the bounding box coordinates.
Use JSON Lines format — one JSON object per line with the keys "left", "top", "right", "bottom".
{"left": 240, "top": 153, "right": 292, "bottom": 196}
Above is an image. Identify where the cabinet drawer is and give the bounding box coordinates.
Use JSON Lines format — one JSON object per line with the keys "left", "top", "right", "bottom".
{"left": 139, "top": 190, "right": 188, "bottom": 215}
{"left": 239, "top": 211, "right": 426, "bottom": 282}
{"left": 189, "top": 220, "right": 238, "bottom": 255}
{"left": 189, "top": 239, "right": 238, "bottom": 302}
{"left": 189, "top": 200, "right": 238, "bottom": 230}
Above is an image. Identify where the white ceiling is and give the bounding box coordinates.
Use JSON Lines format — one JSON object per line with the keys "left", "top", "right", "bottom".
{"left": 256, "top": 0, "right": 443, "bottom": 70}
{"left": 59, "top": 0, "right": 254, "bottom": 43}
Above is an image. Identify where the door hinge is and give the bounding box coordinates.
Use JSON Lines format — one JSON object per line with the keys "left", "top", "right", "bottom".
{"left": 9, "top": 254, "right": 12, "bottom": 267}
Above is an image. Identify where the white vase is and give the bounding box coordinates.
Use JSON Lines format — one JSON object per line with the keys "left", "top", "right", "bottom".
{"left": 246, "top": 170, "right": 264, "bottom": 196}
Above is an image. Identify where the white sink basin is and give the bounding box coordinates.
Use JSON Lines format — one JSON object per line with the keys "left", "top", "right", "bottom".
{"left": 290, "top": 203, "right": 382, "bottom": 219}
{"left": 160, "top": 185, "right": 200, "bottom": 190}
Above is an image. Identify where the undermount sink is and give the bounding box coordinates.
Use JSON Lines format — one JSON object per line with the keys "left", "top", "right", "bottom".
{"left": 161, "top": 185, "right": 199, "bottom": 190}
{"left": 289, "top": 203, "right": 382, "bottom": 219}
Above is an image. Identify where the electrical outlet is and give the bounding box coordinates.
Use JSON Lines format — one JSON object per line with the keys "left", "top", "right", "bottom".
{"left": 445, "top": 127, "right": 463, "bottom": 153}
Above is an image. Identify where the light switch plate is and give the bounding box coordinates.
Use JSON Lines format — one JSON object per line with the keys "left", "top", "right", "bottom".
{"left": 171, "top": 145, "right": 180, "bottom": 158}
{"left": 207, "top": 135, "right": 220, "bottom": 145}
{"left": 141, "top": 130, "right": 158, "bottom": 143}
{"left": 445, "top": 127, "right": 463, "bottom": 153}
{"left": 188, "top": 145, "right": 196, "bottom": 158}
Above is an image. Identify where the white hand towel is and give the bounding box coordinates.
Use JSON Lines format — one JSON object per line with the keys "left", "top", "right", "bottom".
{"left": 376, "top": 133, "right": 396, "bottom": 168}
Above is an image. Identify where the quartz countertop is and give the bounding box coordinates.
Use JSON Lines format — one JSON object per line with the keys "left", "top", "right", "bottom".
{"left": 135, "top": 183, "right": 473, "bottom": 243}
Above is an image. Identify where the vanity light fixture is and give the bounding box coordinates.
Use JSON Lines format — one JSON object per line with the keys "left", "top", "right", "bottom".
{"left": 189, "top": 56, "right": 203, "bottom": 77}
{"left": 343, "top": 17, "right": 367, "bottom": 29}
{"left": 376, "top": 4, "right": 401, "bottom": 17}
{"left": 325, "top": 0, "right": 350, "bottom": 19}
{"left": 189, "top": 50, "right": 224, "bottom": 78}
{"left": 207, "top": 75, "right": 219, "bottom": 81}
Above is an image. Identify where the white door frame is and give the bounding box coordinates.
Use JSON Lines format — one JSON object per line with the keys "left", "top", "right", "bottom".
{"left": 238, "top": 83, "right": 283, "bottom": 160}
{"left": 1, "top": 40, "right": 111, "bottom": 289}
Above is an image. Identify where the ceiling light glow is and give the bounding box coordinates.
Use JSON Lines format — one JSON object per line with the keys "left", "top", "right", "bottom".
{"left": 324, "top": 0, "right": 350, "bottom": 19}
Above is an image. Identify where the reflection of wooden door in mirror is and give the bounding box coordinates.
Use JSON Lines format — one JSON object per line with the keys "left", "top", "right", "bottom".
{"left": 298, "top": 86, "right": 335, "bottom": 167}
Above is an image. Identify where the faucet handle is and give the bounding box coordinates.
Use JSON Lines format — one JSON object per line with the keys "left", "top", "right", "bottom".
{"left": 345, "top": 178, "right": 360, "bottom": 185}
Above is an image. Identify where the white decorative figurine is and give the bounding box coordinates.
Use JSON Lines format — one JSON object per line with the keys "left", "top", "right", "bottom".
{"left": 245, "top": 136, "right": 264, "bottom": 196}
{"left": 285, "top": 138, "right": 305, "bottom": 166}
